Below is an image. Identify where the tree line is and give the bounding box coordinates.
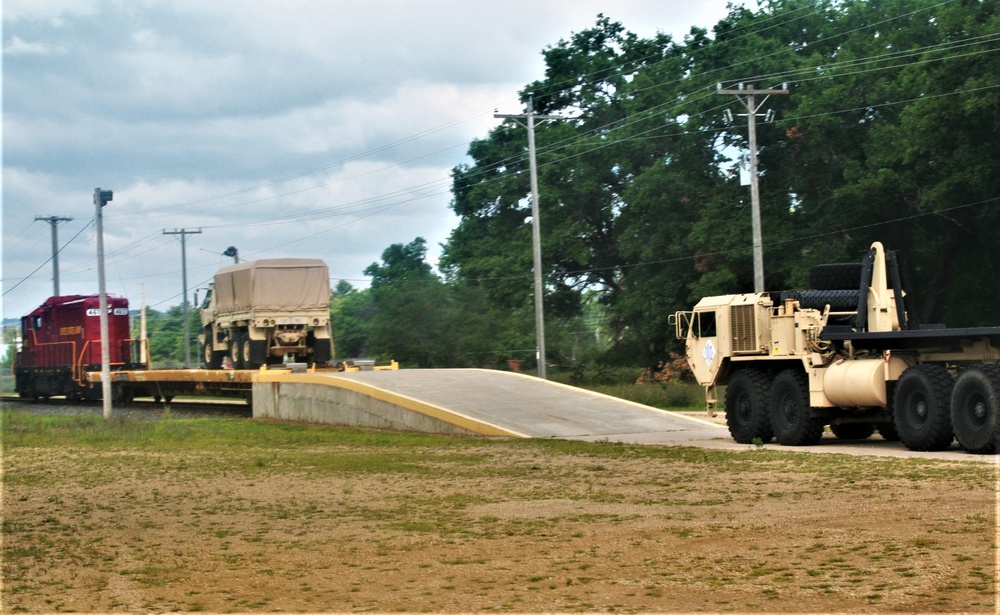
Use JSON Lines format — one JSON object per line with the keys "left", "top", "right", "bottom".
{"left": 437, "top": 0, "right": 999, "bottom": 371}
{"left": 12, "top": 0, "right": 994, "bottom": 374}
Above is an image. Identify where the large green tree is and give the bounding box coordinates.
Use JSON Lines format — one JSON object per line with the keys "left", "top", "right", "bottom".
{"left": 443, "top": 1, "right": 1000, "bottom": 373}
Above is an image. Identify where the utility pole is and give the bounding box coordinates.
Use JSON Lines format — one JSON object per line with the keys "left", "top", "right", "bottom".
{"left": 94, "top": 188, "right": 114, "bottom": 419}
{"left": 35, "top": 215, "right": 73, "bottom": 296}
{"left": 717, "top": 83, "right": 788, "bottom": 293}
{"left": 495, "top": 96, "right": 562, "bottom": 379}
{"left": 163, "top": 228, "right": 202, "bottom": 367}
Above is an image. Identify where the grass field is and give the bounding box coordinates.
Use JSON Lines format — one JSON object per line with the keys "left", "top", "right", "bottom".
{"left": 2, "top": 409, "right": 997, "bottom": 613}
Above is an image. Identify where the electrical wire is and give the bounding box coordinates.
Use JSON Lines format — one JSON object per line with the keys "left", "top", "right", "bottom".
{"left": 8, "top": 0, "right": 990, "bottom": 293}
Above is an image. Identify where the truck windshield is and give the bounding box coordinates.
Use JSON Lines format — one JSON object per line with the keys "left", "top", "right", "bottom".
{"left": 676, "top": 310, "right": 717, "bottom": 339}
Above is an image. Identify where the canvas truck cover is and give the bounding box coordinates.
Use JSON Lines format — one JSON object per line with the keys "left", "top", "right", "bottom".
{"left": 213, "top": 259, "right": 330, "bottom": 312}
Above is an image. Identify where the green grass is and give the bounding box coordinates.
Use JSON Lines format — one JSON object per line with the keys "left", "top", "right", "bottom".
{"left": 3, "top": 409, "right": 995, "bottom": 614}
{"left": 582, "top": 381, "right": 705, "bottom": 409}
{"left": 2, "top": 409, "right": 992, "bottom": 488}
{"left": 549, "top": 368, "right": 706, "bottom": 410}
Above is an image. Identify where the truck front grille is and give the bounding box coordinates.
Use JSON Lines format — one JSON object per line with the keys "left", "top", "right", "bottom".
{"left": 731, "top": 304, "right": 758, "bottom": 353}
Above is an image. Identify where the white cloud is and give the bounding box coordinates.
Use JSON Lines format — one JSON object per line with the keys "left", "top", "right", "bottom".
{"left": 3, "top": 35, "right": 63, "bottom": 56}
{"left": 1, "top": 0, "right": 98, "bottom": 23}
{"left": 2, "top": 0, "right": 736, "bottom": 320}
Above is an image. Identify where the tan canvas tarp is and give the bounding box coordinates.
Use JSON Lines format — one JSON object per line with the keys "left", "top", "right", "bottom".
{"left": 214, "top": 259, "right": 330, "bottom": 312}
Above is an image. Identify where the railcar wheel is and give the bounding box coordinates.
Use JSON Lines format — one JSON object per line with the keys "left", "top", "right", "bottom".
{"left": 829, "top": 422, "right": 876, "bottom": 440}
{"left": 893, "top": 365, "right": 954, "bottom": 451}
{"left": 950, "top": 364, "right": 1000, "bottom": 454}
{"left": 769, "top": 369, "right": 824, "bottom": 446}
{"left": 724, "top": 368, "right": 773, "bottom": 444}
{"left": 20, "top": 378, "right": 39, "bottom": 402}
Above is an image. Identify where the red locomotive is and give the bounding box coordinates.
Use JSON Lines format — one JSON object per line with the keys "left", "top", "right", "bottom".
{"left": 14, "top": 295, "right": 147, "bottom": 400}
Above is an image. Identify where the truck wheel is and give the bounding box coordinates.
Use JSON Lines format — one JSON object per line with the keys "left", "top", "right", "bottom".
{"left": 893, "top": 365, "right": 954, "bottom": 451}
{"left": 724, "top": 369, "right": 773, "bottom": 444}
{"left": 769, "top": 369, "right": 824, "bottom": 446}
{"left": 793, "top": 290, "right": 861, "bottom": 311}
{"left": 241, "top": 337, "right": 260, "bottom": 370}
{"left": 876, "top": 420, "right": 900, "bottom": 441}
{"left": 809, "top": 262, "right": 862, "bottom": 291}
{"left": 829, "top": 422, "right": 876, "bottom": 440}
{"left": 203, "top": 340, "right": 223, "bottom": 370}
{"left": 950, "top": 364, "right": 1000, "bottom": 454}
{"left": 230, "top": 334, "right": 245, "bottom": 370}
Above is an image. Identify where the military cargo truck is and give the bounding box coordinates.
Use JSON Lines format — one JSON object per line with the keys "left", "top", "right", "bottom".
{"left": 671, "top": 242, "right": 1000, "bottom": 454}
{"left": 200, "top": 258, "right": 333, "bottom": 369}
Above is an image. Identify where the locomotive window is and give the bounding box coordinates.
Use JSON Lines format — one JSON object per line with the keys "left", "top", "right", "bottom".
{"left": 201, "top": 289, "right": 212, "bottom": 309}
{"left": 32, "top": 316, "right": 42, "bottom": 330}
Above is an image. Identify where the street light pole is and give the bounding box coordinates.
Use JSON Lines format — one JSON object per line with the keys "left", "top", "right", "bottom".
{"left": 94, "top": 188, "right": 113, "bottom": 419}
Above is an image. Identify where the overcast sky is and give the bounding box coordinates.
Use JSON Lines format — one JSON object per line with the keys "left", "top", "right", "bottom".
{"left": 3, "top": 0, "right": 740, "bottom": 321}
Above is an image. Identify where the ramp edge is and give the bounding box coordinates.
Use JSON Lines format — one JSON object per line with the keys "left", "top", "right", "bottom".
{"left": 254, "top": 372, "right": 529, "bottom": 438}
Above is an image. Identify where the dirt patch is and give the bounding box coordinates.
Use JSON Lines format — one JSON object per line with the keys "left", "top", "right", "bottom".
{"left": 2, "top": 443, "right": 996, "bottom": 613}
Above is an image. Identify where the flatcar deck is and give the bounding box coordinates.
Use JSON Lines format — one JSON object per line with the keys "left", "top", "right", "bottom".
{"left": 86, "top": 368, "right": 264, "bottom": 400}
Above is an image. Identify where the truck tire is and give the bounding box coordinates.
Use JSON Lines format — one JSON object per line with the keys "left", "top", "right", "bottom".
{"left": 724, "top": 368, "right": 773, "bottom": 444}
{"left": 769, "top": 369, "right": 824, "bottom": 446}
{"left": 241, "top": 337, "right": 260, "bottom": 370}
{"left": 230, "top": 333, "right": 245, "bottom": 370}
{"left": 893, "top": 365, "right": 954, "bottom": 451}
{"left": 809, "top": 262, "right": 862, "bottom": 291}
{"left": 783, "top": 290, "right": 860, "bottom": 311}
{"left": 829, "top": 422, "right": 876, "bottom": 440}
{"left": 950, "top": 364, "right": 1000, "bottom": 454}
{"left": 203, "top": 340, "right": 224, "bottom": 370}
{"left": 876, "top": 420, "right": 900, "bottom": 441}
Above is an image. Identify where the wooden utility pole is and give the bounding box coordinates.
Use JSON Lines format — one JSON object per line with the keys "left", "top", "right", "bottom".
{"left": 495, "top": 97, "right": 562, "bottom": 379}
{"left": 163, "top": 228, "right": 202, "bottom": 367}
{"left": 717, "top": 83, "right": 788, "bottom": 293}
{"left": 35, "top": 215, "right": 73, "bottom": 296}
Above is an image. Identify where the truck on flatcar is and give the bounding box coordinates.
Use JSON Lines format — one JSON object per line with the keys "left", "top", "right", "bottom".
{"left": 199, "top": 258, "right": 333, "bottom": 370}
{"left": 14, "top": 295, "right": 147, "bottom": 400}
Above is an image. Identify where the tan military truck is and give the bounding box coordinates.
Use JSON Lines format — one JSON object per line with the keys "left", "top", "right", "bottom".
{"left": 671, "top": 242, "right": 1000, "bottom": 454}
{"left": 200, "top": 258, "right": 333, "bottom": 370}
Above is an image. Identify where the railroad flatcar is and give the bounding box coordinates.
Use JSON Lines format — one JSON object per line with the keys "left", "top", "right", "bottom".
{"left": 14, "top": 295, "right": 147, "bottom": 400}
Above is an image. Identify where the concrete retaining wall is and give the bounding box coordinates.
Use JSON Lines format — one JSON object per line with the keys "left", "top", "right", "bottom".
{"left": 252, "top": 380, "right": 488, "bottom": 436}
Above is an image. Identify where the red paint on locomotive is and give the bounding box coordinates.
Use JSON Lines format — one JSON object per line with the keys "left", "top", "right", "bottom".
{"left": 15, "top": 295, "right": 142, "bottom": 400}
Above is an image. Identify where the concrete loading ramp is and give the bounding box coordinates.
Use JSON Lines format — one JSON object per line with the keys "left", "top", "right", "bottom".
{"left": 253, "top": 368, "right": 725, "bottom": 443}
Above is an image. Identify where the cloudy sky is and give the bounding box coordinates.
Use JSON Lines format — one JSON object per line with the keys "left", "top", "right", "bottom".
{"left": 3, "top": 0, "right": 740, "bottom": 321}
